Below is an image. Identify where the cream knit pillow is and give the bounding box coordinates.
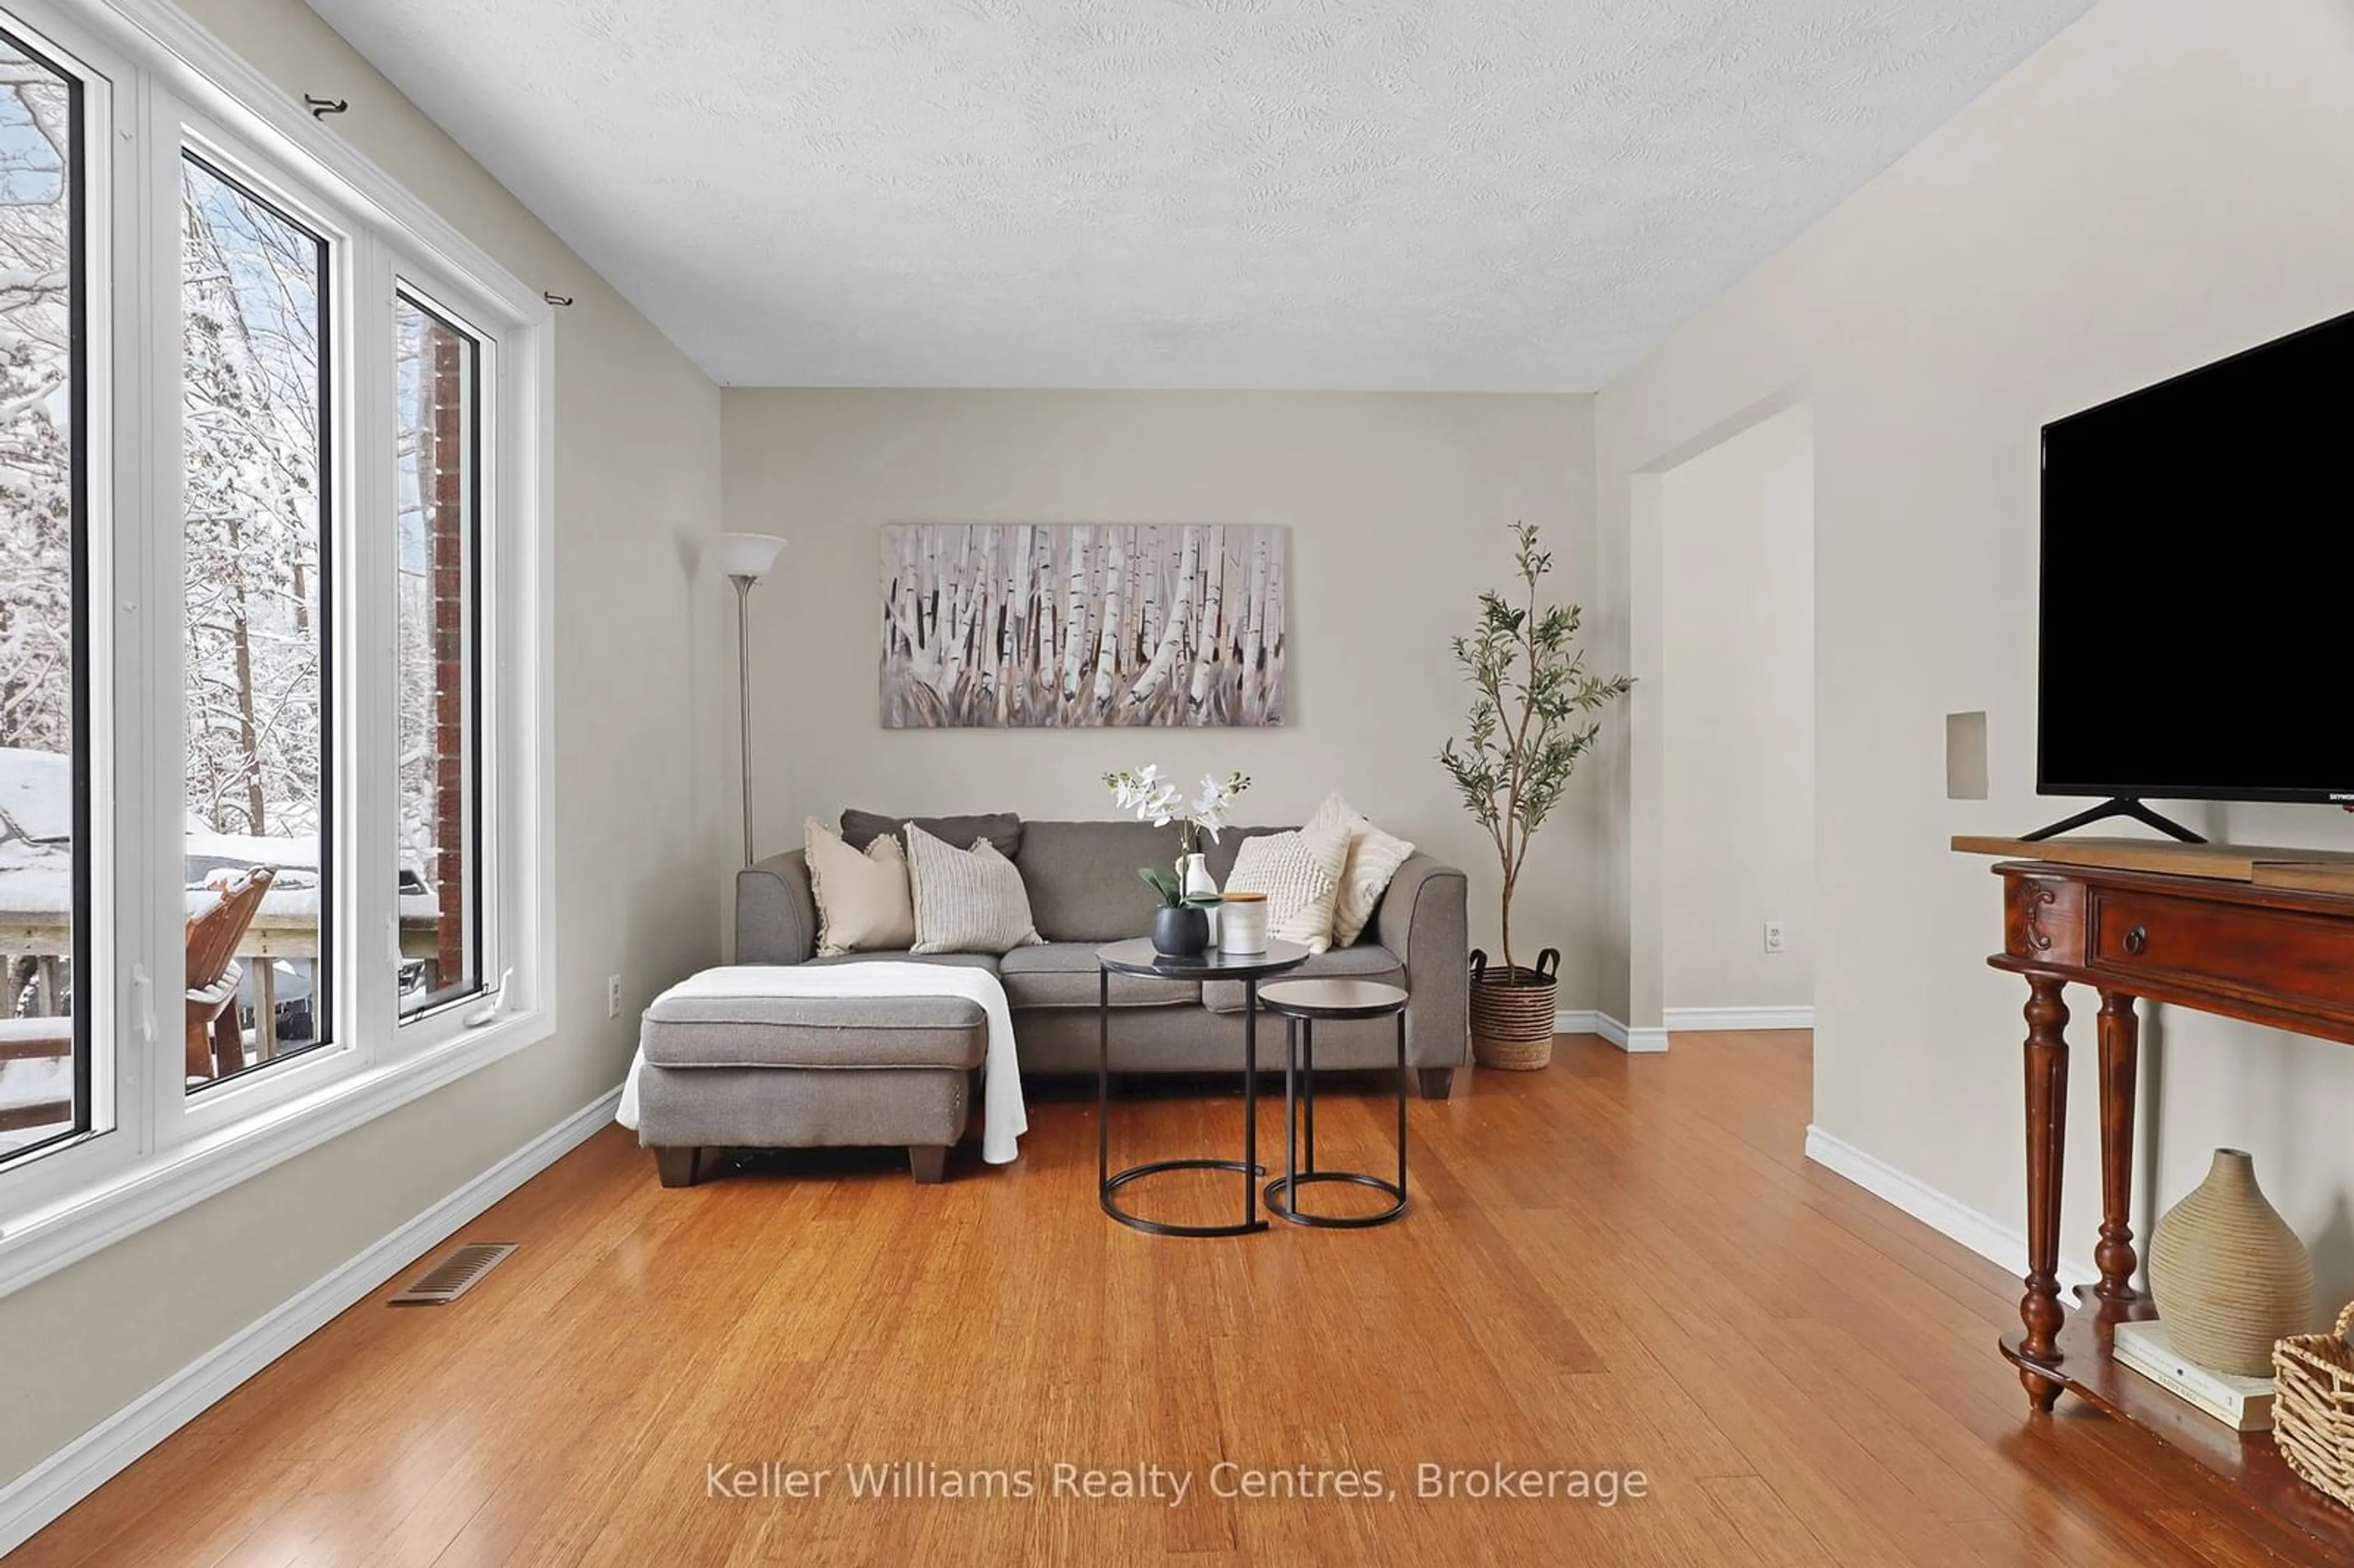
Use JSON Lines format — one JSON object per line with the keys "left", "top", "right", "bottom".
{"left": 1226, "top": 822, "right": 1349, "bottom": 954}
{"left": 1306, "top": 793, "right": 1418, "bottom": 947}
{"left": 904, "top": 824, "right": 1045, "bottom": 956}
{"left": 804, "top": 818, "right": 916, "bottom": 956}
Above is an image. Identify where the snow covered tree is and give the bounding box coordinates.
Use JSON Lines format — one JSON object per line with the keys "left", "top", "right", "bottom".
{"left": 180, "top": 159, "right": 325, "bottom": 837}
{"left": 0, "top": 48, "right": 74, "bottom": 759}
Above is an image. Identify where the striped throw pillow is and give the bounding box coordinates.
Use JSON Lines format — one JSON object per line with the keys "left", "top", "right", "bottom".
{"left": 904, "top": 824, "right": 1045, "bottom": 956}
{"left": 1226, "top": 822, "right": 1349, "bottom": 954}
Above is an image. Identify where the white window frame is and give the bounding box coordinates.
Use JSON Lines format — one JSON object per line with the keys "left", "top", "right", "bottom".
{"left": 383, "top": 266, "right": 505, "bottom": 1035}
{"left": 159, "top": 112, "right": 367, "bottom": 1146}
{"left": 0, "top": 1, "right": 128, "bottom": 1216}
{"left": 0, "top": 0, "right": 557, "bottom": 1295}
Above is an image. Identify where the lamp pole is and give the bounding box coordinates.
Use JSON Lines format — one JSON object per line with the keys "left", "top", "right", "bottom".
{"left": 732, "top": 571, "right": 756, "bottom": 867}
{"left": 707, "top": 533, "right": 787, "bottom": 867}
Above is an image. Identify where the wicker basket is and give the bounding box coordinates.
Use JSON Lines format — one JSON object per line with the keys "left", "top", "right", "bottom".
{"left": 2274, "top": 1301, "right": 2354, "bottom": 1513}
{"left": 1469, "top": 948, "right": 1560, "bottom": 1071}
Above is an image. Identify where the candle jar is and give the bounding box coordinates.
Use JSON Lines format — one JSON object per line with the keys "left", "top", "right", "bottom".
{"left": 1219, "top": 891, "right": 1270, "bottom": 954}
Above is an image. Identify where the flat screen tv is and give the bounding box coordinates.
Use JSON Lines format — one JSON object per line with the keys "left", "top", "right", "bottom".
{"left": 2038, "top": 307, "right": 2354, "bottom": 818}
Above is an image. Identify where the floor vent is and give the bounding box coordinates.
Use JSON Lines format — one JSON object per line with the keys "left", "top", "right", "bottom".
{"left": 387, "top": 1243, "right": 516, "bottom": 1306}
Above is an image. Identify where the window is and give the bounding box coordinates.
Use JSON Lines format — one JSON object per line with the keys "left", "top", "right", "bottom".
{"left": 0, "top": 0, "right": 552, "bottom": 1282}
{"left": 180, "top": 152, "right": 332, "bottom": 1086}
{"left": 0, "top": 23, "right": 86, "bottom": 1160}
{"left": 393, "top": 293, "right": 480, "bottom": 1012}
{"left": 394, "top": 295, "right": 480, "bottom": 1016}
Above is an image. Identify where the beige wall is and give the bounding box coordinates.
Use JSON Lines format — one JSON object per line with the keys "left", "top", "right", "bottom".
{"left": 1660, "top": 405, "right": 1814, "bottom": 1013}
{"left": 722, "top": 389, "right": 1606, "bottom": 989}
{"left": 0, "top": 0, "right": 731, "bottom": 1488}
{"left": 1598, "top": 0, "right": 2354, "bottom": 1308}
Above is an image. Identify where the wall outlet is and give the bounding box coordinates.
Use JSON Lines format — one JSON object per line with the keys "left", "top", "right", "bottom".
{"left": 1763, "top": 921, "right": 1788, "bottom": 954}
{"left": 607, "top": 974, "right": 623, "bottom": 1019}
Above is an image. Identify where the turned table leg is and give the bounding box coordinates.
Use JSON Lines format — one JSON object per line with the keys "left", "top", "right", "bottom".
{"left": 2020, "top": 973, "right": 2070, "bottom": 1411}
{"left": 2095, "top": 991, "right": 2141, "bottom": 1304}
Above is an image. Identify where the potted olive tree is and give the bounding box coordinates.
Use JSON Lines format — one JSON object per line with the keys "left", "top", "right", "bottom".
{"left": 1439, "top": 523, "right": 1632, "bottom": 1070}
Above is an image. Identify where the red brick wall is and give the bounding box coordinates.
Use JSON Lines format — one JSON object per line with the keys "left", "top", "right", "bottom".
{"left": 424, "top": 326, "right": 468, "bottom": 988}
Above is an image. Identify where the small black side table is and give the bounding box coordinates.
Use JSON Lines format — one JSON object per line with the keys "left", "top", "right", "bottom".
{"left": 1096, "top": 938, "right": 1310, "bottom": 1238}
{"left": 1258, "top": 978, "right": 1410, "bottom": 1228}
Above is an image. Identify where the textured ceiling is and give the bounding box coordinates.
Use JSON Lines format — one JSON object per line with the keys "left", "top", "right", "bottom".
{"left": 304, "top": 0, "right": 2092, "bottom": 390}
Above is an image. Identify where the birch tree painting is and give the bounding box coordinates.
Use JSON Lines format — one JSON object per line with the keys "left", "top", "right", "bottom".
{"left": 879, "top": 525, "right": 1287, "bottom": 728}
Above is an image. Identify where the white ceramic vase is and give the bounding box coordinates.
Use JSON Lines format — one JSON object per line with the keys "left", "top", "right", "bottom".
{"left": 1181, "top": 851, "right": 1219, "bottom": 945}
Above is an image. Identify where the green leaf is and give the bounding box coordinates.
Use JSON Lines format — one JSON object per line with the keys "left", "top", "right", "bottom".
{"left": 1137, "top": 866, "right": 1185, "bottom": 907}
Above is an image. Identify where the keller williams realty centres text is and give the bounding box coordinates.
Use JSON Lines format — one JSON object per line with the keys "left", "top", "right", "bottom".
{"left": 706, "top": 1461, "right": 1653, "bottom": 1508}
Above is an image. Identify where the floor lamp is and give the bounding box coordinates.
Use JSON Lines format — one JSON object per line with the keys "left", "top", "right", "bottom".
{"left": 709, "top": 532, "right": 788, "bottom": 865}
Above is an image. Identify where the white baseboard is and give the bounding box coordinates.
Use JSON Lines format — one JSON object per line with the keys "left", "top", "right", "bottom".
{"left": 1661, "top": 1005, "right": 1815, "bottom": 1032}
{"left": 0, "top": 1086, "right": 624, "bottom": 1557}
{"left": 1557, "top": 1004, "right": 1811, "bottom": 1051}
{"left": 1555, "top": 1011, "right": 1670, "bottom": 1054}
{"left": 1804, "top": 1124, "right": 2097, "bottom": 1296}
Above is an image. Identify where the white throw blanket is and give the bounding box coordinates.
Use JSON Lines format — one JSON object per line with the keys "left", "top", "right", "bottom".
{"left": 614, "top": 963, "right": 1026, "bottom": 1165}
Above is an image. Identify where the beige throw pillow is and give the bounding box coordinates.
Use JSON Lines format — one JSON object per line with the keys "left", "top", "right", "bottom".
{"left": 804, "top": 818, "right": 916, "bottom": 956}
{"left": 1307, "top": 793, "right": 1418, "bottom": 947}
{"left": 904, "top": 824, "right": 1044, "bottom": 956}
{"left": 1226, "top": 823, "right": 1349, "bottom": 954}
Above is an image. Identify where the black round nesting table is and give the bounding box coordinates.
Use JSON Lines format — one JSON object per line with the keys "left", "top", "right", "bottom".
{"left": 1096, "top": 938, "right": 1310, "bottom": 1238}
{"left": 1259, "top": 978, "right": 1411, "bottom": 1228}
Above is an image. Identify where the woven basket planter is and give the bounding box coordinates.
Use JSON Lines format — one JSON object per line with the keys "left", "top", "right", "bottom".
{"left": 2275, "top": 1301, "right": 2354, "bottom": 1513}
{"left": 1469, "top": 948, "right": 1560, "bottom": 1071}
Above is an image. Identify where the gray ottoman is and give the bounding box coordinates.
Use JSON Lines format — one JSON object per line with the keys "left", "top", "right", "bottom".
{"left": 633, "top": 991, "right": 988, "bottom": 1186}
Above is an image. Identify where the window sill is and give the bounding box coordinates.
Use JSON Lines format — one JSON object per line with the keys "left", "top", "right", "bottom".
{"left": 0, "top": 1006, "right": 557, "bottom": 1300}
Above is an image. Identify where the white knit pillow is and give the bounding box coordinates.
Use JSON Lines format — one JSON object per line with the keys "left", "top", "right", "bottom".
{"left": 804, "top": 818, "right": 916, "bottom": 956}
{"left": 1226, "top": 823, "right": 1349, "bottom": 954}
{"left": 904, "top": 824, "right": 1044, "bottom": 956}
{"left": 1306, "top": 793, "right": 1418, "bottom": 947}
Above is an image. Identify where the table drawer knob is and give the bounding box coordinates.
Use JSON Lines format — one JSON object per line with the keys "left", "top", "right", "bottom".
{"left": 2123, "top": 926, "right": 2149, "bottom": 956}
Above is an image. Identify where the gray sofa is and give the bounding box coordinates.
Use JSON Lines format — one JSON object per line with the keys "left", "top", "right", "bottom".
{"left": 742, "top": 819, "right": 1468, "bottom": 1087}
{"left": 634, "top": 818, "right": 1466, "bottom": 1186}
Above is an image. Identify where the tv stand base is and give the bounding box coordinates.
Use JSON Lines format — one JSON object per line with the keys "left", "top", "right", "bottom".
{"left": 2021, "top": 797, "right": 2205, "bottom": 844}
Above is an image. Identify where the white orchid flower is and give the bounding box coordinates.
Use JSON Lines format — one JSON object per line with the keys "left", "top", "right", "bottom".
{"left": 1107, "top": 764, "right": 1248, "bottom": 843}
{"left": 1191, "top": 775, "right": 1232, "bottom": 840}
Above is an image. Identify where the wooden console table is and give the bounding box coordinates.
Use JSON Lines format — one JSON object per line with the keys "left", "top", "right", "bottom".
{"left": 1964, "top": 840, "right": 2354, "bottom": 1561}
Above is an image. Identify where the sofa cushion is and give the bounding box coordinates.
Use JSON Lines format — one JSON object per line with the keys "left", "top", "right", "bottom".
{"left": 639, "top": 990, "right": 988, "bottom": 1070}
{"left": 1013, "top": 823, "right": 1301, "bottom": 942}
{"left": 804, "top": 951, "right": 999, "bottom": 975}
{"left": 1013, "top": 820, "right": 1169, "bottom": 942}
{"left": 1201, "top": 942, "right": 1405, "bottom": 1014}
{"left": 998, "top": 942, "right": 1201, "bottom": 1009}
{"left": 842, "top": 808, "right": 1023, "bottom": 859}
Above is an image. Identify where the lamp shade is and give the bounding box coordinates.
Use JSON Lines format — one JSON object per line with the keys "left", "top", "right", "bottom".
{"left": 708, "top": 531, "right": 787, "bottom": 581}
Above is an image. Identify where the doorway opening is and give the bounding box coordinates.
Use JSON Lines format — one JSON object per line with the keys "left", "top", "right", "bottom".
{"left": 1657, "top": 403, "right": 1816, "bottom": 1037}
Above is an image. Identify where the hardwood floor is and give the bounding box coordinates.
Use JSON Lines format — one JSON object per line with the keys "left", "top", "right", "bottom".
{"left": 15, "top": 1032, "right": 2337, "bottom": 1567}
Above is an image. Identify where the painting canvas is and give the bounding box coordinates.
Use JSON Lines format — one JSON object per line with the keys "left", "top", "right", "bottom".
{"left": 880, "top": 524, "right": 1287, "bottom": 728}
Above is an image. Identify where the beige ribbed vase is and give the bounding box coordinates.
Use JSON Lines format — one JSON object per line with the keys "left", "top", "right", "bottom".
{"left": 2148, "top": 1148, "right": 2314, "bottom": 1377}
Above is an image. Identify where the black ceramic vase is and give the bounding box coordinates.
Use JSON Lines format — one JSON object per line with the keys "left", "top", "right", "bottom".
{"left": 1149, "top": 904, "right": 1210, "bottom": 958}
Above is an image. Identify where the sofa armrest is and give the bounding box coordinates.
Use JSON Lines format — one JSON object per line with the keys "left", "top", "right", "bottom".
{"left": 735, "top": 850, "right": 817, "bottom": 965}
{"left": 1371, "top": 853, "right": 1469, "bottom": 1069}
